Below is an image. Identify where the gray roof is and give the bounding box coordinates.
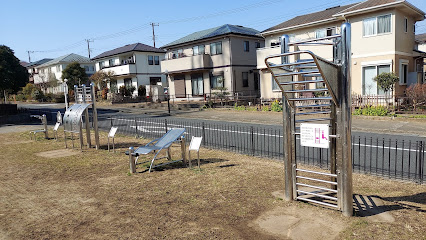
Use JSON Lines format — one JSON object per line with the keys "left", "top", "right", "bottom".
{"left": 38, "top": 53, "right": 92, "bottom": 68}
{"left": 26, "top": 58, "right": 53, "bottom": 68}
{"left": 91, "top": 43, "right": 165, "bottom": 60}
{"left": 161, "top": 24, "right": 262, "bottom": 48}
{"left": 262, "top": 0, "right": 425, "bottom": 34}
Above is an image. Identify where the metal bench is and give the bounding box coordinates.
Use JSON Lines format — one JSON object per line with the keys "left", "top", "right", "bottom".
{"left": 127, "top": 128, "right": 186, "bottom": 173}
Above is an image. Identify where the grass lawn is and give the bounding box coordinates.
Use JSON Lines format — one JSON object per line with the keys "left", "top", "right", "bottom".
{"left": 0, "top": 128, "right": 424, "bottom": 239}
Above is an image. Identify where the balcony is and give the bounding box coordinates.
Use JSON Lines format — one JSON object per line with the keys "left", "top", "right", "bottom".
{"left": 256, "top": 46, "right": 281, "bottom": 69}
{"left": 161, "top": 54, "right": 212, "bottom": 74}
{"left": 101, "top": 63, "right": 136, "bottom": 76}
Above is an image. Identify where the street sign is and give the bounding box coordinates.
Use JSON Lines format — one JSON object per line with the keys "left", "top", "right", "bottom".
{"left": 108, "top": 127, "right": 118, "bottom": 138}
{"left": 300, "top": 123, "right": 329, "bottom": 149}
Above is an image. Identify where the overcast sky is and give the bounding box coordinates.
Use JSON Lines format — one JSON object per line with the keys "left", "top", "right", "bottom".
{"left": 2, "top": 0, "right": 426, "bottom": 62}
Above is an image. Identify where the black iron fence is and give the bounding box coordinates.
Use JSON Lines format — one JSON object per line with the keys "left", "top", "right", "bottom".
{"left": 27, "top": 109, "right": 425, "bottom": 184}
{"left": 97, "top": 115, "right": 424, "bottom": 184}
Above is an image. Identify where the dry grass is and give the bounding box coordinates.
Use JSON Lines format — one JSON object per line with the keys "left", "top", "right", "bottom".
{"left": 0, "top": 128, "right": 424, "bottom": 239}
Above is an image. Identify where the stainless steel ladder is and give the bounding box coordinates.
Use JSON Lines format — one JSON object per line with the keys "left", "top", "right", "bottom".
{"left": 265, "top": 23, "right": 353, "bottom": 216}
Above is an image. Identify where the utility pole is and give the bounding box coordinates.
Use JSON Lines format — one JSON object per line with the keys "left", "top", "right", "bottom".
{"left": 27, "top": 51, "right": 34, "bottom": 63}
{"left": 85, "top": 39, "right": 93, "bottom": 58}
{"left": 151, "top": 23, "right": 159, "bottom": 47}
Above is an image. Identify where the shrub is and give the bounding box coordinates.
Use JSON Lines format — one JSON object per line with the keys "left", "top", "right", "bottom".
{"left": 233, "top": 103, "right": 246, "bottom": 111}
{"left": 45, "top": 93, "right": 54, "bottom": 102}
{"left": 31, "top": 89, "right": 45, "bottom": 102}
{"left": 15, "top": 92, "right": 26, "bottom": 101}
{"left": 262, "top": 106, "right": 270, "bottom": 111}
{"left": 353, "top": 106, "right": 388, "bottom": 116}
{"left": 138, "top": 85, "right": 146, "bottom": 97}
{"left": 52, "top": 94, "right": 65, "bottom": 103}
{"left": 270, "top": 100, "right": 282, "bottom": 112}
{"left": 22, "top": 83, "right": 37, "bottom": 99}
{"left": 101, "top": 87, "right": 109, "bottom": 100}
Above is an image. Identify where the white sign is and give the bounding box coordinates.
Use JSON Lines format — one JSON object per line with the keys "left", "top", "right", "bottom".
{"left": 53, "top": 122, "right": 60, "bottom": 131}
{"left": 300, "top": 123, "right": 329, "bottom": 149}
{"left": 108, "top": 127, "right": 118, "bottom": 138}
{"left": 189, "top": 136, "right": 202, "bottom": 151}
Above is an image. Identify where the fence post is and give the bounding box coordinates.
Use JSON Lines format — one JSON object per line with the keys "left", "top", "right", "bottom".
{"left": 251, "top": 126, "right": 254, "bottom": 156}
{"left": 110, "top": 115, "right": 113, "bottom": 128}
{"left": 202, "top": 122, "right": 206, "bottom": 145}
{"left": 135, "top": 117, "right": 139, "bottom": 138}
{"left": 165, "top": 119, "right": 168, "bottom": 133}
{"left": 418, "top": 141, "right": 424, "bottom": 184}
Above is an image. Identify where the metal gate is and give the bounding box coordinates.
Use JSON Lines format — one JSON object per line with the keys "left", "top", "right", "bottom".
{"left": 265, "top": 23, "right": 353, "bottom": 216}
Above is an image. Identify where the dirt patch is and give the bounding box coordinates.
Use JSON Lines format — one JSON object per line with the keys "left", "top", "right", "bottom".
{"left": 35, "top": 149, "right": 80, "bottom": 158}
{"left": 254, "top": 205, "right": 346, "bottom": 240}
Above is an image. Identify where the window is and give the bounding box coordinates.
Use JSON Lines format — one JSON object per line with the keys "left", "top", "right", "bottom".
{"left": 362, "top": 64, "right": 390, "bottom": 95}
{"left": 404, "top": 18, "right": 408, "bottom": 33}
{"left": 400, "top": 63, "right": 408, "bottom": 85}
{"left": 414, "top": 23, "right": 416, "bottom": 33}
{"left": 171, "top": 49, "right": 184, "bottom": 59}
{"left": 210, "top": 74, "right": 224, "bottom": 89}
{"left": 109, "top": 59, "right": 114, "bottom": 67}
{"left": 244, "top": 41, "right": 249, "bottom": 52}
{"left": 124, "top": 78, "right": 132, "bottom": 88}
{"left": 99, "top": 62, "right": 104, "bottom": 69}
{"left": 48, "top": 68, "right": 51, "bottom": 73}
{"left": 150, "top": 77, "right": 161, "bottom": 85}
{"left": 316, "top": 28, "right": 335, "bottom": 38}
{"left": 255, "top": 42, "right": 261, "bottom": 48}
{"left": 210, "top": 42, "right": 222, "bottom": 55}
{"left": 154, "top": 56, "right": 159, "bottom": 65}
{"left": 242, "top": 72, "right": 249, "bottom": 87}
{"left": 272, "top": 75, "right": 280, "bottom": 91}
{"left": 84, "top": 66, "right": 89, "bottom": 71}
{"left": 193, "top": 45, "right": 205, "bottom": 55}
{"left": 148, "top": 55, "right": 153, "bottom": 65}
{"left": 315, "top": 29, "right": 326, "bottom": 38}
{"left": 191, "top": 74, "right": 204, "bottom": 96}
{"left": 91, "top": 66, "right": 95, "bottom": 71}
{"left": 363, "top": 14, "right": 391, "bottom": 36}
{"left": 56, "top": 66, "right": 60, "bottom": 72}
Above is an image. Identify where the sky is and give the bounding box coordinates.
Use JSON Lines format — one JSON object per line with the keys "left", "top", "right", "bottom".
{"left": 2, "top": 0, "right": 426, "bottom": 63}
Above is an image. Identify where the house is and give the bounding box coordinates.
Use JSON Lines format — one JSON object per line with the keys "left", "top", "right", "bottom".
{"left": 257, "top": 0, "right": 425, "bottom": 100}
{"left": 26, "top": 58, "right": 53, "bottom": 84}
{"left": 91, "top": 43, "right": 166, "bottom": 96}
{"left": 160, "top": 24, "right": 265, "bottom": 101}
{"left": 33, "top": 53, "right": 95, "bottom": 93}
{"left": 415, "top": 33, "right": 426, "bottom": 81}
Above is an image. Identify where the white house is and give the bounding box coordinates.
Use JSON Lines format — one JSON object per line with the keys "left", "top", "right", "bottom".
{"left": 33, "top": 53, "right": 95, "bottom": 93}
{"left": 91, "top": 43, "right": 166, "bottom": 96}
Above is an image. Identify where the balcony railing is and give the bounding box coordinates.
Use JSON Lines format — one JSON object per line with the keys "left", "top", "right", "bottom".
{"left": 161, "top": 54, "right": 212, "bottom": 73}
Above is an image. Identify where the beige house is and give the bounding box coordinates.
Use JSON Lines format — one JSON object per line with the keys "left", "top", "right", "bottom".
{"left": 161, "top": 24, "right": 265, "bottom": 100}
{"left": 257, "top": 0, "right": 425, "bottom": 100}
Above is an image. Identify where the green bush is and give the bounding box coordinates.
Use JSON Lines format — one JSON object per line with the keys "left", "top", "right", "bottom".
{"left": 262, "top": 106, "right": 270, "bottom": 111}
{"left": 270, "top": 100, "right": 282, "bottom": 112}
{"left": 31, "top": 89, "right": 45, "bottom": 102}
{"left": 15, "top": 92, "right": 26, "bottom": 101}
{"left": 52, "top": 94, "right": 65, "bottom": 103}
{"left": 233, "top": 103, "right": 246, "bottom": 111}
{"left": 45, "top": 93, "right": 54, "bottom": 102}
{"left": 353, "top": 106, "right": 388, "bottom": 116}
